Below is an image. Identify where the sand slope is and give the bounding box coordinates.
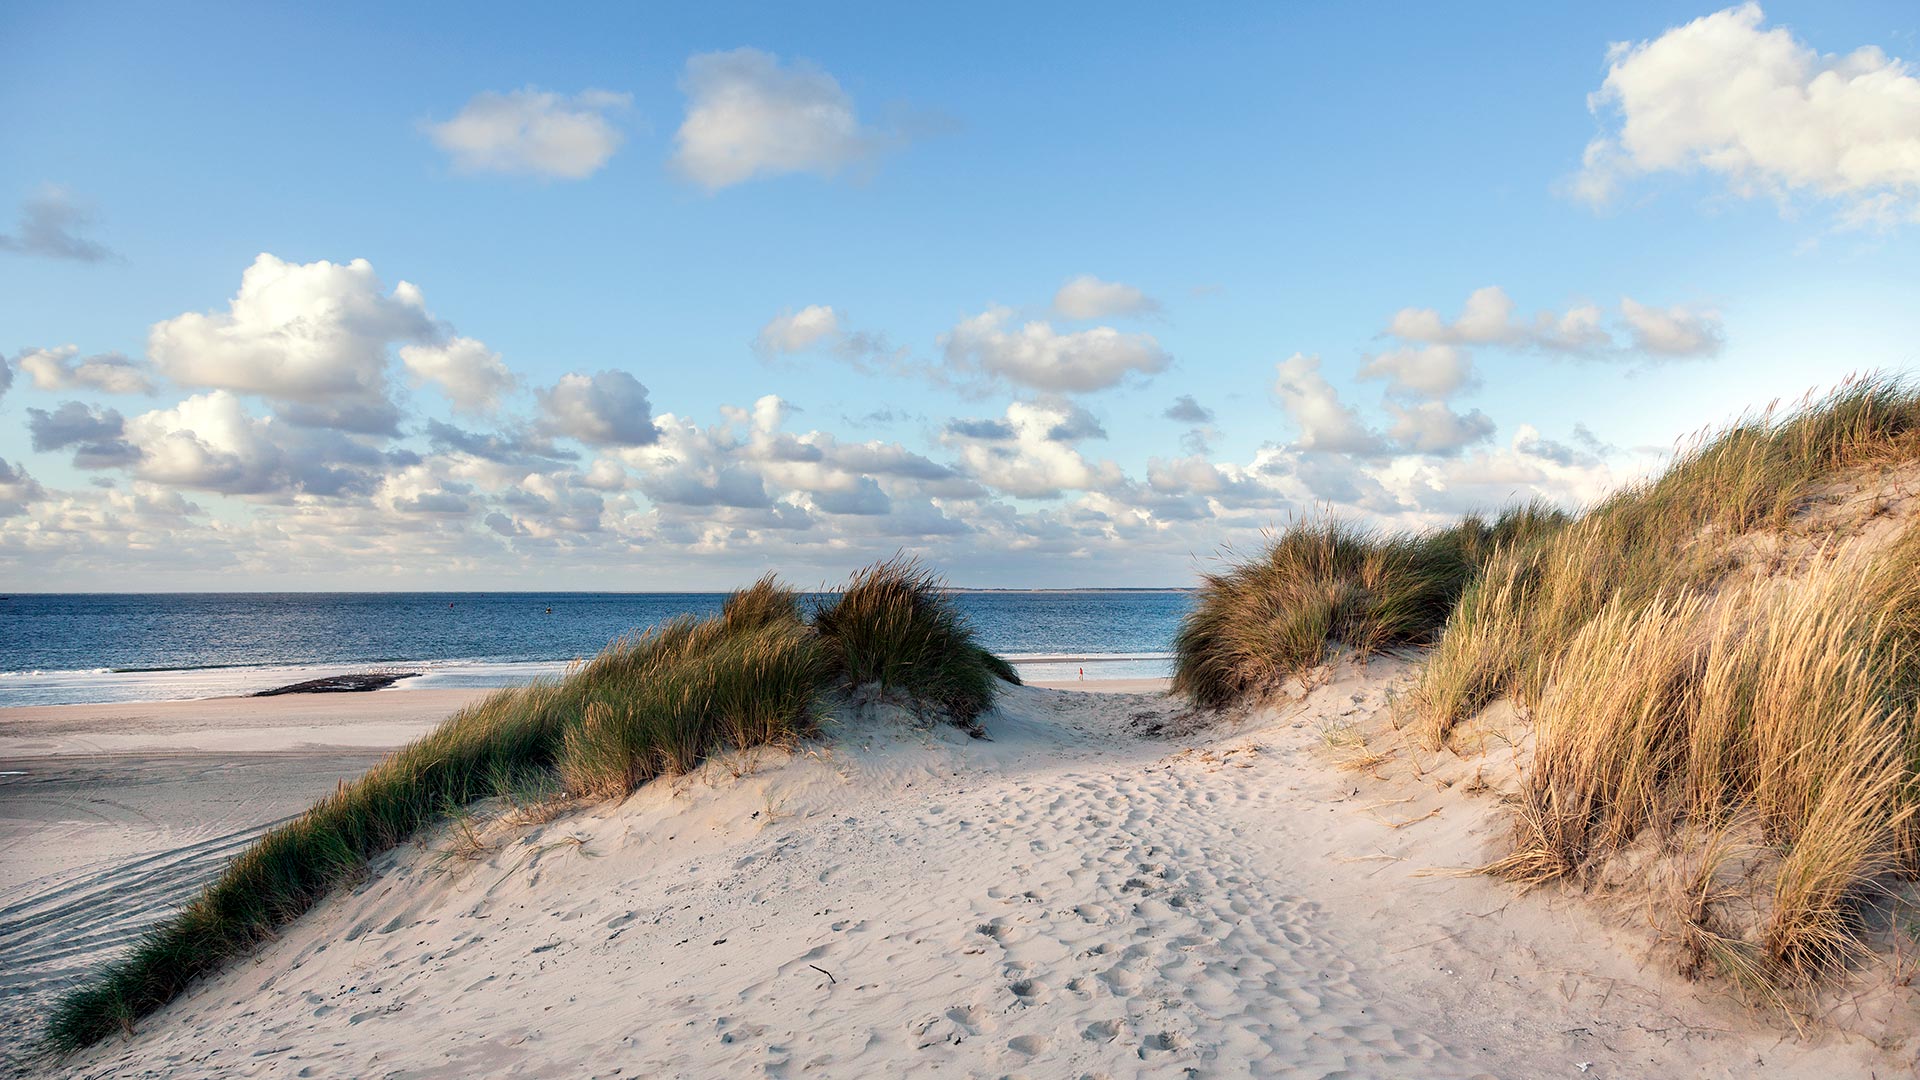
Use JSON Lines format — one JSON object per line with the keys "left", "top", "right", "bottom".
{"left": 34, "top": 670, "right": 1913, "bottom": 1078}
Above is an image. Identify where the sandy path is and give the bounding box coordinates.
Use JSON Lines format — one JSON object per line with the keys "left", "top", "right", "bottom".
{"left": 1029, "top": 677, "right": 1171, "bottom": 694}
{"left": 30, "top": 670, "right": 1906, "bottom": 1078}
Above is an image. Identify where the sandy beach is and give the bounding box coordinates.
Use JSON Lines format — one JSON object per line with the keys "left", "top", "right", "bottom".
{"left": 6, "top": 670, "right": 1908, "bottom": 1077}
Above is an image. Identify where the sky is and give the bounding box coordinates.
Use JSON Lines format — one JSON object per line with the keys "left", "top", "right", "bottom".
{"left": 1, "top": 1, "right": 1917, "bottom": 590}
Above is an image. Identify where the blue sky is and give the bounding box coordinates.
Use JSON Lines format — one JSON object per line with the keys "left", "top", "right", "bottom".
{"left": 1, "top": 2, "right": 1917, "bottom": 588}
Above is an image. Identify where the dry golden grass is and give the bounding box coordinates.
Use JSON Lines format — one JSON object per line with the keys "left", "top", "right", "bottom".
{"left": 1418, "top": 376, "right": 1920, "bottom": 742}
{"left": 1488, "top": 531, "right": 1920, "bottom": 989}
{"left": 1174, "top": 506, "right": 1567, "bottom": 708}
{"left": 1176, "top": 374, "right": 1920, "bottom": 1000}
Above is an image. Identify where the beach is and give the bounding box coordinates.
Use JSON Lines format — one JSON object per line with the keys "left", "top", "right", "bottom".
{"left": 7, "top": 669, "right": 1907, "bottom": 1077}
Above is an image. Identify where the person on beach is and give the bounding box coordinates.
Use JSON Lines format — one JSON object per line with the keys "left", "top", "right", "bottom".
{"left": 1078, "top": 666, "right": 1084, "bottom": 681}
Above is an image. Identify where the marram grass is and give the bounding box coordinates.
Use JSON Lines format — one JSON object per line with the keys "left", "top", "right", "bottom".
{"left": 1418, "top": 374, "right": 1920, "bottom": 740}
{"left": 1172, "top": 373, "right": 1920, "bottom": 995}
{"left": 1171, "top": 504, "right": 1567, "bottom": 708}
{"left": 45, "top": 560, "right": 1014, "bottom": 1054}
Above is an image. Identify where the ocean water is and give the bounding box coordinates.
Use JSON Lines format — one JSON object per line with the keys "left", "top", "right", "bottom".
{"left": 0, "top": 591, "right": 1193, "bottom": 707}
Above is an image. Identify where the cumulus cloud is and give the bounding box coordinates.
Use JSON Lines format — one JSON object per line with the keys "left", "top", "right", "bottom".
{"left": 1357, "top": 344, "right": 1475, "bottom": 400}
{"left": 124, "top": 391, "right": 287, "bottom": 494}
{"left": 1619, "top": 297, "right": 1725, "bottom": 357}
{"left": 427, "top": 88, "right": 630, "bottom": 179}
{"left": 1053, "top": 275, "right": 1161, "bottom": 320}
{"left": 424, "top": 419, "right": 575, "bottom": 467}
{"left": 609, "top": 395, "right": 975, "bottom": 529}
{"left": 943, "top": 306, "right": 1170, "bottom": 393}
{"left": 1574, "top": 4, "right": 1920, "bottom": 223}
{"left": 0, "top": 185, "right": 115, "bottom": 262}
{"left": 946, "top": 417, "right": 1015, "bottom": 441}
{"left": 943, "top": 400, "right": 1124, "bottom": 499}
{"left": 537, "top": 370, "right": 659, "bottom": 447}
{"left": 16, "top": 345, "right": 154, "bottom": 394}
{"left": 0, "top": 458, "right": 47, "bottom": 516}
{"left": 1384, "top": 285, "right": 1719, "bottom": 361}
{"left": 1385, "top": 401, "right": 1497, "bottom": 456}
{"left": 400, "top": 336, "right": 515, "bottom": 412}
{"left": 1163, "top": 395, "right": 1215, "bottom": 424}
{"left": 26, "top": 401, "right": 138, "bottom": 468}
{"left": 755, "top": 305, "right": 842, "bottom": 354}
{"left": 1516, "top": 424, "right": 1609, "bottom": 468}
{"left": 148, "top": 253, "right": 438, "bottom": 433}
{"left": 673, "top": 49, "right": 886, "bottom": 190}
{"left": 1386, "top": 286, "right": 1611, "bottom": 354}
{"left": 1272, "top": 354, "right": 1384, "bottom": 454}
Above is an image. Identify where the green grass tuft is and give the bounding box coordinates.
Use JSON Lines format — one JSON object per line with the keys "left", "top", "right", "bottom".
{"left": 812, "top": 556, "right": 1005, "bottom": 722}
{"left": 1172, "top": 504, "right": 1566, "bottom": 708}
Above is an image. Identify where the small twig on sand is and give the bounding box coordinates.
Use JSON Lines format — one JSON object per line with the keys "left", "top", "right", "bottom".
{"left": 1371, "top": 807, "right": 1442, "bottom": 829}
{"left": 809, "top": 964, "right": 836, "bottom": 984}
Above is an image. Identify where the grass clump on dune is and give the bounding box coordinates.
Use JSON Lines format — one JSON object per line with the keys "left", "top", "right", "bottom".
{"left": 1413, "top": 378, "right": 1920, "bottom": 986}
{"left": 1490, "top": 530, "right": 1920, "bottom": 986}
{"left": 1170, "top": 373, "right": 1920, "bottom": 997}
{"left": 46, "top": 561, "right": 1014, "bottom": 1054}
{"left": 1418, "top": 375, "right": 1920, "bottom": 741}
{"left": 1172, "top": 505, "right": 1567, "bottom": 708}
{"left": 813, "top": 556, "right": 1011, "bottom": 722}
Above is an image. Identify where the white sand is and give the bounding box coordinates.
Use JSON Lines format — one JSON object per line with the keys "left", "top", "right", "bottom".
{"left": 15, "top": 670, "right": 1914, "bottom": 1077}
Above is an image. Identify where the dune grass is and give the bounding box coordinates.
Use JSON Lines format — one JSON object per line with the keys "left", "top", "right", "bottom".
{"left": 1489, "top": 530, "right": 1920, "bottom": 984}
{"left": 1418, "top": 375, "right": 1920, "bottom": 741}
{"left": 1169, "top": 374, "right": 1920, "bottom": 995}
{"left": 45, "top": 560, "right": 1013, "bottom": 1054}
{"left": 1413, "top": 378, "right": 1920, "bottom": 987}
{"left": 1171, "top": 504, "right": 1568, "bottom": 708}
{"left": 813, "top": 557, "right": 1011, "bottom": 722}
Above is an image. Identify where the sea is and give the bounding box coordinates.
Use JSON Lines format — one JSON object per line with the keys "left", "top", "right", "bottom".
{"left": 0, "top": 591, "right": 1194, "bottom": 707}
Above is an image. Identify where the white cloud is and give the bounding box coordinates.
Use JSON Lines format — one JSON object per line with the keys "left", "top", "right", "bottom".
{"left": 427, "top": 88, "right": 630, "bottom": 179}
{"left": 755, "top": 305, "right": 843, "bottom": 354}
{"left": 148, "top": 253, "right": 437, "bottom": 432}
{"left": 943, "top": 306, "right": 1170, "bottom": 393}
{"left": 673, "top": 49, "right": 883, "bottom": 190}
{"left": 1619, "top": 297, "right": 1724, "bottom": 357}
{"left": 1386, "top": 285, "right": 1526, "bottom": 345}
{"left": 1357, "top": 344, "right": 1474, "bottom": 400}
{"left": 400, "top": 336, "right": 514, "bottom": 412}
{"left": 0, "top": 185, "right": 114, "bottom": 262}
{"left": 1575, "top": 4, "right": 1920, "bottom": 222}
{"left": 1272, "top": 354, "right": 1384, "bottom": 454}
{"left": 1385, "top": 401, "right": 1496, "bottom": 456}
{"left": 1384, "top": 285, "right": 1719, "bottom": 361}
{"left": 537, "top": 371, "right": 659, "bottom": 447}
{"left": 26, "top": 401, "right": 134, "bottom": 465}
{"left": 16, "top": 344, "right": 153, "bottom": 394}
{"left": 1053, "top": 275, "right": 1161, "bottom": 320}
{"left": 0, "top": 458, "right": 47, "bottom": 516}
{"left": 1163, "top": 395, "right": 1215, "bottom": 424}
{"left": 1386, "top": 286, "right": 1612, "bottom": 354}
{"left": 1384, "top": 425, "right": 1621, "bottom": 519}
{"left": 943, "top": 400, "right": 1124, "bottom": 499}
{"left": 125, "top": 391, "right": 286, "bottom": 494}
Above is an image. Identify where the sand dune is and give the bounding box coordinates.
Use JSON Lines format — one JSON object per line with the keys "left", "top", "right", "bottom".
{"left": 16, "top": 670, "right": 1907, "bottom": 1077}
